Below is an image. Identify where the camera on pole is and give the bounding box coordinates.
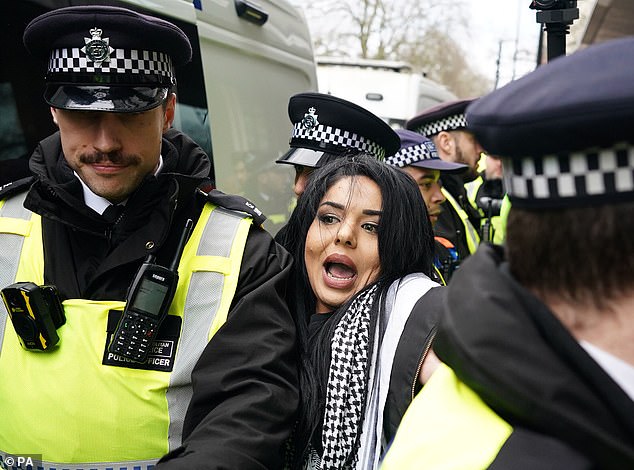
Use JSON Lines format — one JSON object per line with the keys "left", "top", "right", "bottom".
{"left": 530, "top": 0, "right": 579, "bottom": 61}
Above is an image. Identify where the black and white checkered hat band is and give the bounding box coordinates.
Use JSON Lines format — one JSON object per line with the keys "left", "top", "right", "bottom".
{"left": 291, "top": 122, "right": 385, "bottom": 159}
{"left": 414, "top": 113, "right": 467, "bottom": 136}
{"left": 504, "top": 143, "right": 634, "bottom": 206}
{"left": 49, "top": 48, "right": 174, "bottom": 79}
{"left": 386, "top": 142, "right": 438, "bottom": 167}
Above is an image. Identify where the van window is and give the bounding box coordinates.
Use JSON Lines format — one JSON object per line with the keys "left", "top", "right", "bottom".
{"left": 199, "top": 44, "right": 304, "bottom": 232}
{"left": 0, "top": 83, "right": 28, "bottom": 162}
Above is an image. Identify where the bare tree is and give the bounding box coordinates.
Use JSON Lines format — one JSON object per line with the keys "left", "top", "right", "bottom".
{"left": 297, "top": 0, "right": 491, "bottom": 97}
{"left": 400, "top": 27, "right": 493, "bottom": 97}
{"left": 301, "top": 0, "right": 464, "bottom": 57}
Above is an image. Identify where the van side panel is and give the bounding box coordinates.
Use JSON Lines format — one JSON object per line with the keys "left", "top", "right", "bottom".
{"left": 195, "top": 0, "right": 317, "bottom": 233}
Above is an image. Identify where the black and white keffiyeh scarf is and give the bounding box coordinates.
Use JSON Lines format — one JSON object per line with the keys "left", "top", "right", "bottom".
{"left": 316, "top": 284, "right": 379, "bottom": 470}
{"left": 303, "top": 273, "right": 438, "bottom": 470}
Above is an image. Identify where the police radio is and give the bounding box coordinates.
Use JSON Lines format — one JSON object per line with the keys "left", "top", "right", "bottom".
{"left": 1, "top": 282, "right": 66, "bottom": 350}
{"left": 109, "top": 218, "right": 193, "bottom": 362}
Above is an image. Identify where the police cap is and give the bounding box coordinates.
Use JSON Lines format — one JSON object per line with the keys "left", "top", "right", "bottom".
{"left": 406, "top": 99, "right": 474, "bottom": 137}
{"left": 466, "top": 36, "right": 634, "bottom": 209}
{"left": 386, "top": 129, "right": 467, "bottom": 173}
{"left": 276, "top": 92, "right": 400, "bottom": 168}
{"left": 23, "top": 5, "right": 192, "bottom": 113}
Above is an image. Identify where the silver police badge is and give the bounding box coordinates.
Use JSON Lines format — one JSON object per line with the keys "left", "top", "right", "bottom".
{"left": 301, "top": 107, "right": 319, "bottom": 130}
{"left": 424, "top": 140, "right": 439, "bottom": 159}
{"left": 82, "top": 28, "right": 114, "bottom": 66}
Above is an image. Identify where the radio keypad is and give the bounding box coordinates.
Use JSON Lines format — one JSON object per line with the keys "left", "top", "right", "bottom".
{"left": 111, "top": 311, "right": 156, "bottom": 361}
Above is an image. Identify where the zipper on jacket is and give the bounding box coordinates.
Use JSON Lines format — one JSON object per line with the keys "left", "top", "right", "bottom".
{"left": 103, "top": 206, "right": 125, "bottom": 243}
{"left": 411, "top": 327, "right": 437, "bottom": 400}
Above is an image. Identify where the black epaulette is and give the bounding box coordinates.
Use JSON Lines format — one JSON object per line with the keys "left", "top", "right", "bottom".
{"left": 197, "top": 183, "right": 267, "bottom": 227}
{"left": 0, "top": 176, "right": 36, "bottom": 200}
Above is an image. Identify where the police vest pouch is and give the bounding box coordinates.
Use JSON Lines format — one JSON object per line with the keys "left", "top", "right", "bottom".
{"left": 104, "top": 309, "right": 181, "bottom": 372}
{"left": 1, "top": 282, "right": 65, "bottom": 350}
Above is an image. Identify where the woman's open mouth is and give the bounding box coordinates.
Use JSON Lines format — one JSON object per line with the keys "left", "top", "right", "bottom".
{"left": 322, "top": 255, "right": 358, "bottom": 289}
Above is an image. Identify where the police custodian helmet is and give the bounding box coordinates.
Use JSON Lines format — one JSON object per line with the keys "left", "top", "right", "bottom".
{"left": 23, "top": 5, "right": 192, "bottom": 113}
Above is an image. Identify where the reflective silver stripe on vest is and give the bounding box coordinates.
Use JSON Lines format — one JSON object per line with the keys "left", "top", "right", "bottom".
{"left": 0, "top": 192, "right": 31, "bottom": 351}
{"left": 166, "top": 206, "right": 248, "bottom": 450}
{"left": 0, "top": 451, "right": 157, "bottom": 470}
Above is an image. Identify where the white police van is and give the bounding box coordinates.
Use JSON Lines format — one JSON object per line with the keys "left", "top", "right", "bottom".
{"left": 316, "top": 57, "right": 456, "bottom": 129}
{"left": 0, "top": 0, "right": 317, "bottom": 234}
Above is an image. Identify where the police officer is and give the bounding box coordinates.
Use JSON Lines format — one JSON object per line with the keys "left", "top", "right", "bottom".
{"left": 385, "top": 129, "right": 467, "bottom": 285}
{"left": 382, "top": 35, "right": 634, "bottom": 469}
{"left": 407, "top": 99, "right": 483, "bottom": 259}
{"left": 0, "top": 6, "right": 297, "bottom": 469}
{"left": 276, "top": 92, "right": 400, "bottom": 198}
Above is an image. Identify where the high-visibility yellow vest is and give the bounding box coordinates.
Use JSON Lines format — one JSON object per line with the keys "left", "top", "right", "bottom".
{"left": 0, "top": 192, "right": 252, "bottom": 469}
{"left": 494, "top": 194, "right": 512, "bottom": 245}
{"left": 441, "top": 187, "right": 480, "bottom": 254}
{"left": 464, "top": 174, "right": 485, "bottom": 216}
{"left": 464, "top": 176, "right": 507, "bottom": 245}
{"left": 381, "top": 363, "right": 512, "bottom": 470}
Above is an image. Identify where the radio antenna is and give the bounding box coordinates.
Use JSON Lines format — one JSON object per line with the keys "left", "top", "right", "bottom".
{"left": 169, "top": 218, "right": 194, "bottom": 272}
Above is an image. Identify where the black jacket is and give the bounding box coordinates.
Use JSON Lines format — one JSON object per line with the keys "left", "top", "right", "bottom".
{"left": 435, "top": 244, "right": 634, "bottom": 468}
{"left": 2, "top": 129, "right": 299, "bottom": 469}
{"left": 383, "top": 286, "right": 443, "bottom": 443}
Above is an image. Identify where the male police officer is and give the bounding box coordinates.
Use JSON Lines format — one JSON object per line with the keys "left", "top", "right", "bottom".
{"left": 407, "top": 99, "right": 483, "bottom": 259}
{"left": 385, "top": 129, "right": 467, "bottom": 285}
{"left": 0, "top": 6, "right": 297, "bottom": 469}
{"left": 276, "top": 92, "right": 400, "bottom": 197}
{"left": 382, "top": 35, "right": 634, "bottom": 469}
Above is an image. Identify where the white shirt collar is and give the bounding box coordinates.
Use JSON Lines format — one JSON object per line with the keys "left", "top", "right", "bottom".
{"left": 581, "top": 340, "right": 634, "bottom": 401}
{"left": 75, "top": 155, "right": 163, "bottom": 215}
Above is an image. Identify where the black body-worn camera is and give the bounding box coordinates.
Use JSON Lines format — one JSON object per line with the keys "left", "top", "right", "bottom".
{"left": 1, "top": 282, "right": 65, "bottom": 350}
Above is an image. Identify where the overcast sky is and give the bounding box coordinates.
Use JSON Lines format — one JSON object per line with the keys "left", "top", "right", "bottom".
{"left": 463, "top": 0, "right": 542, "bottom": 88}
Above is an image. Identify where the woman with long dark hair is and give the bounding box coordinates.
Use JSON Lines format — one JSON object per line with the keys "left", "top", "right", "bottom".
{"left": 281, "top": 153, "right": 442, "bottom": 469}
